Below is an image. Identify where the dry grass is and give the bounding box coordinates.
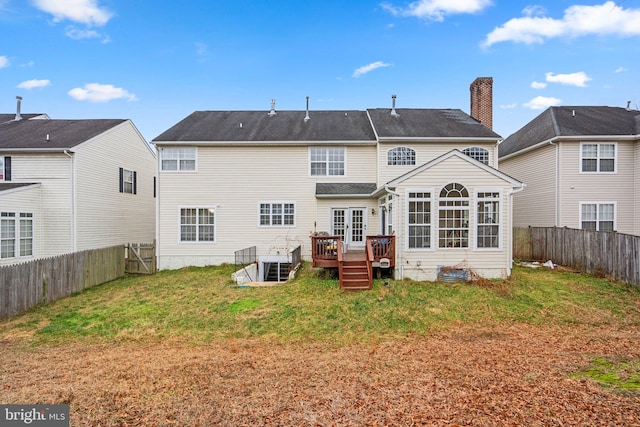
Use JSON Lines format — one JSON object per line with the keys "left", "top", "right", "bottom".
{"left": 1, "top": 265, "right": 639, "bottom": 425}
{"left": 1, "top": 324, "right": 639, "bottom": 426}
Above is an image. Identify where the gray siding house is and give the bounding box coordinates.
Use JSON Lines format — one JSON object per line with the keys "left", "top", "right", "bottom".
{"left": 498, "top": 106, "right": 640, "bottom": 236}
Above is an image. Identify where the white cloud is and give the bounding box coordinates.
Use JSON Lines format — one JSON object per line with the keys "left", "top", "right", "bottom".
{"left": 381, "top": 0, "right": 493, "bottom": 22}
{"left": 500, "top": 103, "right": 518, "bottom": 109}
{"left": 615, "top": 66, "right": 628, "bottom": 73}
{"left": 531, "top": 81, "right": 547, "bottom": 89}
{"left": 523, "top": 96, "right": 562, "bottom": 110}
{"left": 0, "top": 55, "right": 8, "bottom": 68}
{"left": 482, "top": 1, "right": 640, "bottom": 47}
{"left": 195, "top": 42, "right": 208, "bottom": 56}
{"left": 68, "top": 83, "right": 138, "bottom": 102}
{"left": 522, "top": 5, "right": 546, "bottom": 17}
{"left": 352, "top": 61, "right": 391, "bottom": 78}
{"left": 545, "top": 71, "right": 591, "bottom": 87}
{"left": 65, "top": 25, "right": 109, "bottom": 43}
{"left": 17, "top": 79, "right": 50, "bottom": 89}
{"left": 33, "top": 0, "right": 113, "bottom": 26}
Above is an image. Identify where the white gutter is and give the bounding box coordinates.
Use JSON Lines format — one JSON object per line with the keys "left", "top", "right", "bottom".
{"left": 152, "top": 140, "right": 377, "bottom": 147}
{"left": 376, "top": 136, "right": 501, "bottom": 143}
{"left": 384, "top": 185, "right": 403, "bottom": 279}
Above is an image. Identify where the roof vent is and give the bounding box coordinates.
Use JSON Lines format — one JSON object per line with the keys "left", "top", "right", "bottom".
{"left": 15, "top": 96, "right": 22, "bottom": 121}
{"left": 627, "top": 100, "right": 632, "bottom": 111}
{"left": 268, "top": 99, "right": 277, "bottom": 116}
{"left": 304, "top": 96, "right": 310, "bottom": 122}
{"left": 391, "top": 94, "right": 399, "bottom": 117}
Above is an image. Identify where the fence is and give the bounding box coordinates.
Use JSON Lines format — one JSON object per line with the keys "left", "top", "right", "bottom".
{"left": 125, "top": 241, "right": 156, "bottom": 274}
{"left": 0, "top": 245, "right": 125, "bottom": 319}
{"left": 513, "top": 226, "right": 640, "bottom": 287}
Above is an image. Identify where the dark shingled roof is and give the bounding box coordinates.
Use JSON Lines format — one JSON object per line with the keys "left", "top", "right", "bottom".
{"left": 499, "top": 106, "right": 640, "bottom": 158}
{"left": 0, "top": 182, "right": 39, "bottom": 192}
{"left": 367, "top": 108, "right": 501, "bottom": 139}
{"left": 154, "top": 111, "right": 376, "bottom": 142}
{"left": 316, "top": 183, "right": 377, "bottom": 196}
{"left": 154, "top": 108, "right": 502, "bottom": 143}
{"left": 0, "top": 119, "right": 127, "bottom": 150}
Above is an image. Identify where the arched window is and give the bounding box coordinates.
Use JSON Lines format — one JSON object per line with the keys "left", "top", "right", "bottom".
{"left": 387, "top": 147, "right": 416, "bottom": 166}
{"left": 462, "top": 147, "right": 489, "bottom": 165}
{"left": 438, "top": 183, "right": 469, "bottom": 248}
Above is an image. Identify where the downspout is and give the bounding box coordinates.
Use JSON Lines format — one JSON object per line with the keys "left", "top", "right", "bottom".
{"left": 507, "top": 185, "right": 526, "bottom": 276}
{"left": 63, "top": 150, "right": 76, "bottom": 251}
{"left": 155, "top": 147, "right": 161, "bottom": 268}
{"left": 384, "top": 185, "right": 402, "bottom": 279}
{"left": 549, "top": 140, "right": 560, "bottom": 226}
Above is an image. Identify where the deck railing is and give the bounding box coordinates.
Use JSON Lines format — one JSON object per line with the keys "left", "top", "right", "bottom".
{"left": 366, "top": 235, "right": 395, "bottom": 266}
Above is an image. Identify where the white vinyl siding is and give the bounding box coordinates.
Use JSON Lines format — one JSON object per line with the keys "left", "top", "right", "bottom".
{"left": 499, "top": 144, "right": 557, "bottom": 227}
{"left": 74, "top": 121, "right": 156, "bottom": 251}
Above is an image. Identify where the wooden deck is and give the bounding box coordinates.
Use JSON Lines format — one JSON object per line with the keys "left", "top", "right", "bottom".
{"left": 311, "top": 235, "right": 395, "bottom": 290}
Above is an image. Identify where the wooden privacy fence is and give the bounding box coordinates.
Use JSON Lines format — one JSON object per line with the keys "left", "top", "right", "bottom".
{"left": 0, "top": 245, "right": 125, "bottom": 319}
{"left": 125, "top": 241, "right": 156, "bottom": 274}
{"left": 513, "top": 227, "right": 640, "bottom": 287}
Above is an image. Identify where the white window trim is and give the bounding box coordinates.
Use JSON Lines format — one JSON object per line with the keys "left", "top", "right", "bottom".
{"left": 579, "top": 201, "right": 617, "bottom": 231}
{"left": 0, "top": 157, "right": 4, "bottom": 181}
{"left": 257, "top": 201, "right": 297, "bottom": 227}
{"left": 178, "top": 206, "right": 216, "bottom": 244}
{"left": 1, "top": 211, "right": 34, "bottom": 260}
{"left": 308, "top": 146, "right": 346, "bottom": 177}
{"left": 579, "top": 142, "right": 617, "bottom": 174}
{"left": 474, "top": 189, "right": 503, "bottom": 251}
{"left": 161, "top": 147, "right": 198, "bottom": 172}
{"left": 405, "top": 188, "right": 435, "bottom": 252}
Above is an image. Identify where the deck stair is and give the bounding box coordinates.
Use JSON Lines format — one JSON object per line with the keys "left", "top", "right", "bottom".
{"left": 340, "top": 259, "right": 371, "bottom": 290}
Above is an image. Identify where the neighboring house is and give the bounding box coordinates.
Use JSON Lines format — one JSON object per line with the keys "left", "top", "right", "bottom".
{"left": 153, "top": 78, "right": 524, "bottom": 282}
{"left": 0, "top": 102, "right": 157, "bottom": 265}
{"left": 498, "top": 106, "right": 640, "bottom": 236}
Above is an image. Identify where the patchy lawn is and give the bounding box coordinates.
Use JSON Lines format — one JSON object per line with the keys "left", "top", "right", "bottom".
{"left": 1, "top": 265, "right": 639, "bottom": 426}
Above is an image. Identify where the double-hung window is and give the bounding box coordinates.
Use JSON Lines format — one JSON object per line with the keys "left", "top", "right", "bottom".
{"left": 310, "top": 147, "right": 345, "bottom": 176}
{"left": 180, "top": 208, "right": 215, "bottom": 242}
{"left": 438, "top": 183, "right": 469, "bottom": 248}
{"left": 161, "top": 147, "right": 196, "bottom": 171}
{"left": 476, "top": 192, "right": 500, "bottom": 248}
{"left": 1, "top": 212, "right": 33, "bottom": 259}
{"left": 259, "top": 202, "right": 295, "bottom": 226}
{"left": 581, "top": 143, "right": 615, "bottom": 172}
{"left": 407, "top": 192, "right": 432, "bottom": 249}
{"left": 119, "top": 168, "right": 137, "bottom": 194}
{"left": 580, "top": 203, "right": 615, "bottom": 232}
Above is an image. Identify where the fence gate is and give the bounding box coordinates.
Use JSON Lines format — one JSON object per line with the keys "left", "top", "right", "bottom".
{"left": 125, "top": 241, "right": 156, "bottom": 274}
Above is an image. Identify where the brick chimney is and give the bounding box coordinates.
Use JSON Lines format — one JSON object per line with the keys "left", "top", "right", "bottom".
{"left": 470, "top": 77, "right": 493, "bottom": 129}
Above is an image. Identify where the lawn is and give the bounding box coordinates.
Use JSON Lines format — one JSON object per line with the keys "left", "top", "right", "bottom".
{"left": 1, "top": 264, "right": 639, "bottom": 426}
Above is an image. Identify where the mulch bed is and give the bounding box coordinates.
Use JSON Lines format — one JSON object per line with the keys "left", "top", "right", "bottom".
{"left": 1, "top": 324, "right": 638, "bottom": 426}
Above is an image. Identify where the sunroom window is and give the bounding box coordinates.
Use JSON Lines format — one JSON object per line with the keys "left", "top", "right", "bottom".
{"left": 438, "top": 183, "right": 469, "bottom": 248}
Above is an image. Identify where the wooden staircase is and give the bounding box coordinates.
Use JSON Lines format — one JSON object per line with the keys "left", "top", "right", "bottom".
{"left": 340, "top": 259, "right": 371, "bottom": 290}
{"left": 337, "top": 243, "right": 373, "bottom": 291}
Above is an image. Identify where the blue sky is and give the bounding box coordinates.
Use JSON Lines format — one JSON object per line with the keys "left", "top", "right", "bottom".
{"left": 1, "top": 0, "right": 639, "bottom": 141}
